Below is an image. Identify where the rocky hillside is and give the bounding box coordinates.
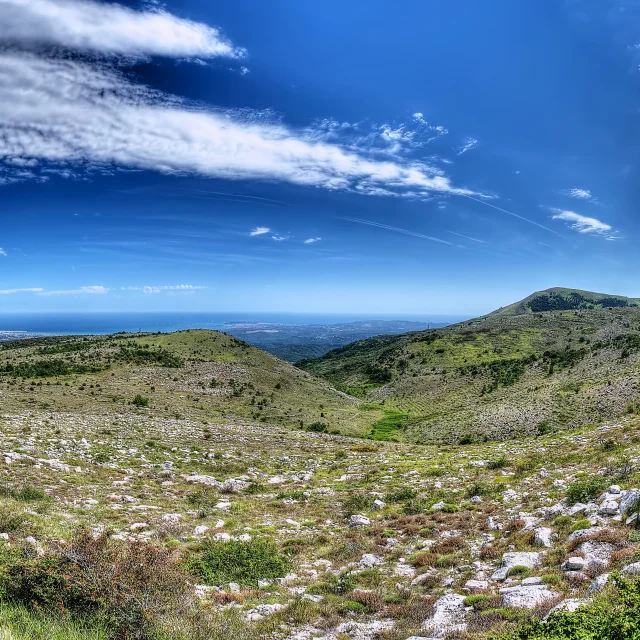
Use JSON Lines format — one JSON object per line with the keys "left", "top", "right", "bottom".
{"left": 301, "top": 291, "right": 640, "bottom": 443}
{"left": 1, "top": 390, "right": 640, "bottom": 638}
{"left": 0, "top": 329, "right": 379, "bottom": 438}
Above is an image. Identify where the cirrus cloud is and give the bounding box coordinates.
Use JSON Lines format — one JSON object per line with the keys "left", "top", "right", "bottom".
{"left": 0, "top": 53, "right": 479, "bottom": 199}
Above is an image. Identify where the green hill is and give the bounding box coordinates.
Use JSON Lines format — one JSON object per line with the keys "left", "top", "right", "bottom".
{"left": 301, "top": 289, "right": 640, "bottom": 443}
{"left": 0, "top": 329, "right": 379, "bottom": 437}
{"left": 489, "top": 287, "right": 640, "bottom": 317}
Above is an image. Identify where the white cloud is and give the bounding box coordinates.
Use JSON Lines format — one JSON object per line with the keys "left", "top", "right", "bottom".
{"left": 0, "top": 0, "right": 244, "bottom": 58}
{"left": 562, "top": 187, "right": 593, "bottom": 200}
{"left": 0, "top": 248, "right": 6, "bottom": 256}
{"left": 249, "top": 227, "right": 270, "bottom": 236}
{"left": 0, "top": 287, "right": 44, "bottom": 294}
{"left": 551, "top": 209, "right": 617, "bottom": 239}
{"left": 304, "top": 237, "right": 321, "bottom": 244}
{"left": 457, "top": 137, "right": 478, "bottom": 155}
{"left": 271, "top": 234, "right": 289, "bottom": 241}
{"left": 0, "top": 52, "right": 479, "bottom": 200}
{"left": 121, "top": 284, "right": 206, "bottom": 294}
{"left": 0, "top": 285, "right": 107, "bottom": 295}
{"left": 43, "top": 285, "right": 109, "bottom": 295}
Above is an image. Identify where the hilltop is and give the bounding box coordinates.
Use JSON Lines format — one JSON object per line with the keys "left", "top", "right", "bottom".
{"left": 489, "top": 287, "right": 640, "bottom": 317}
{"left": 301, "top": 289, "right": 640, "bottom": 443}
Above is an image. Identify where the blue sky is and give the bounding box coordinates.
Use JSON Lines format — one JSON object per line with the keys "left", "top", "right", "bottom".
{"left": 0, "top": 0, "right": 638, "bottom": 314}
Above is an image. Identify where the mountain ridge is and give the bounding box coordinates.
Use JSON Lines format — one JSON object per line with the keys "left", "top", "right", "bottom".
{"left": 301, "top": 288, "right": 640, "bottom": 443}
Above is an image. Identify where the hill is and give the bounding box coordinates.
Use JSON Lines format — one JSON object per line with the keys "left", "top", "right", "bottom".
{"left": 301, "top": 290, "right": 640, "bottom": 443}
{"left": 0, "top": 329, "right": 379, "bottom": 437}
{"left": 489, "top": 287, "right": 640, "bottom": 317}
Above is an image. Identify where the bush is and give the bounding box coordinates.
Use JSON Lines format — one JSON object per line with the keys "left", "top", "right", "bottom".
{"left": 131, "top": 394, "right": 149, "bottom": 408}
{"left": 0, "top": 531, "right": 190, "bottom": 640}
{"left": 565, "top": 476, "right": 607, "bottom": 504}
{"left": 189, "top": 537, "right": 290, "bottom": 588}
{"left": 386, "top": 487, "right": 417, "bottom": 503}
{"left": 499, "top": 573, "right": 640, "bottom": 639}
{"left": 306, "top": 422, "right": 327, "bottom": 433}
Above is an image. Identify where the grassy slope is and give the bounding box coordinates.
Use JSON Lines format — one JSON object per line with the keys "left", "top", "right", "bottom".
{"left": 302, "top": 292, "right": 640, "bottom": 443}
{"left": 0, "top": 329, "right": 380, "bottom": 438}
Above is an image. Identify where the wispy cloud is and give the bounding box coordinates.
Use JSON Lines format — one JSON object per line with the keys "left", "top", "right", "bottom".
{"left": 0, "top": 248, "right": 6, "bottom": 256}
{"left": 461, "top": 194, "right": 562, "bottom": 236}
{"left": 304, "top": 237, "right": 321, "bottom": 244}
{"left": 271, "top": 234, "right": 289, "bottom": 241}
{"left": 43, "top": 285, "right": 109, "bottom": 295}
{"left": 446, "top": 230, "right": 487, "bottom": 243}
{"left": 0, "top": 0, "right": 244, "bottom": 58}
{"left": 0, "top": 53, "right": 479, "bottom": 200}
{"left": 0, "top": 287, "right": 44, "bottom": 295}
{"left": 249, "top": 227, "right": 270, "bottom": 236}
{"left": 121, "top": 284, "right": 206, "bottom": 294}
{"left": 340, "top": 217, "right": 458, "bottom": 247}
{"left": 562, "top": 187, "right": 593, "bottom": 201}
{"left": 0, "top": 285, "right": 107, "bottom": 295}
{"left": 551, "top": 209, "right": 617, "bottom": 239}
{"left": 457, "top": 137, "right": 478, "bottom": 155}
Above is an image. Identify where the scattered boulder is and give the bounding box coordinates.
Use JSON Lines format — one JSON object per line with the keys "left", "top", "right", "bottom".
{"left": 500, "top": 585, "right": 559, "bottom": 609}
{"left": 421, "top": 593, "right": 468, "bottom": 636}
{"left": 350, "top": 514, "right": 371, "bottom": 527}
{"left": 533, "top": 527, "right": 554, "bottom": 548}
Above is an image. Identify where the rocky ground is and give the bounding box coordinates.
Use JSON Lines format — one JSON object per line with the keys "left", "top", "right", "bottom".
{"left": 2, "top": 402, "right": 640, "bottom": 639}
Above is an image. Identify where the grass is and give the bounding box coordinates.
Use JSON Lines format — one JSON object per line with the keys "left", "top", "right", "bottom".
{"left": 369, "top": 410, "right": 407, "bottom": 441}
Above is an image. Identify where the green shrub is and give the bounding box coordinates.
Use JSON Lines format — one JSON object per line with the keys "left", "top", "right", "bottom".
{"left": 487, "top": 455, "right": 510, "bottom": 469}
{"left": 189, "top": 537, "right": 290, "bottom": 587}
{"left": 499, "top": 574, "right": 640, "bottom": 639}
{"left": 306, "top": 422, "right": 327, "bottom": 433}
{"left": 570, "top": 518, "right": 593, "bottom": 533}
{"left": 386, "top": 487, "right": 417, "bottom": 503}
{"left": 131, "top": 394, "right": 149, "bottom": 408}
{"left": 342, "top": 494, "right": 371, "bottom": 515}
{"left": 565, "top": 476, "right": 607, "bottom": 504}
{"left": 507, "top": 565, "right": 531, "bottom": 578}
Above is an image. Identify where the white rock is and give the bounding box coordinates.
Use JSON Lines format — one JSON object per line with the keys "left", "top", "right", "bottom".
{"left": 587, "top": 573, "right": 610, "bottom": 594}
{"left": 464, "top": 579, "right": 489, "bottom": 592}
{"left": 620, "top": 489, "right": 640, "bottom": 514}
{"left": 562, "top": 557, "right": 586, "bottom": 572}
{"left": 534, "top": 527, "right": 554, "bottom": 548}
{"left": 350, "top": 514, "right": 371, "bottom": 527}
{"left": 609, "top": 485, "right": 621, "bottom": 495}
{"left": 622, "top": 562, "right": 640, "bottom": 576}
{"left": 245, "top": 603, "right": 286, "bottom": 621}
{"left": 500, "top": 585, "right": 558, "bottom": 609}
{"left": 421, "top": 593, "right": 468, "bottom": 636}
{"left": 431, "top": 501, "right": 445, "bottom": 511}
{"left": 598, "top": 500, "right": 619, "bottom": 516}
{"left": 359, "top": 553, "right": 383, "bottom": 568}
{"left": 194, "top": 525, "right": 209, "bottom": 536}
{"left": 372, "top": 499, "right": 387, "bottom": 510}
{"left": 547, "top": 598, "right": 587, "bottom": 616}
{"left": 491, "top": 552, "right": 542, "bottom": 581}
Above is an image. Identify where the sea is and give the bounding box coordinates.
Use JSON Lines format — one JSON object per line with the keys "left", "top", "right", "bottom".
{"left": 0, "top": 312, "right": 468, "bottom": 337}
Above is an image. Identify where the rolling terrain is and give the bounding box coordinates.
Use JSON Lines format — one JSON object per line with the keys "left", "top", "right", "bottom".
{"left": 0, "top": 329, "right": 380, "bottom": 438}
{"left": 1, "top": 298, "right": 640, "bottom": 638}
{"left": 301, "top": 288, "right": 640, "bottom": 443}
